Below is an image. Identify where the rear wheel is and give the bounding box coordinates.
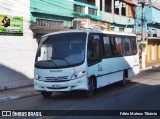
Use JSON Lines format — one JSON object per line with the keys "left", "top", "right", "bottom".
{"left": 41, "top": 91, "right": 52, "bottom": 98}
{"left": 85, "top": 79, "right": 94, "bottom": 98}
{"left": 119, "top": 71, "right": 126, "bottom": 86}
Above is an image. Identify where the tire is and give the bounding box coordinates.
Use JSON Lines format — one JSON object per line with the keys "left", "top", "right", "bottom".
{"left": 41, "top": 91, "right": 52, "bottom": 98}
{"left": 119, "top": 72, "right": 126, "bottom": 86}
{"left": 85, "top": 79, "right": 94, "bottom": 98}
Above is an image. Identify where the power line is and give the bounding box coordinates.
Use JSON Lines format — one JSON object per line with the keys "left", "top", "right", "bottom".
{"left": 144, "top": 0, "right": 158, "bottom": 16}
{"left": 0, "top": 0, "right": 75, "bottom": 35}
{"left": 39, "top": 0, "right": 73, "bottom": 11}
{"left": 12, "top": 0, "right": 74, "bottom": 20}
{"left": 4, "top": 0, "right": 144, "bottom": 26}
{"left": 0, "top": 0, "right": 74, "bottom": 23}
{"left": 136, "top": 0, "right": 159, "bottom": 27}
{"left": 0, "top": 5, "right": 31, "bottom": 22}
{"left": 14, "top": 0, "right": 73, "bottom": 11}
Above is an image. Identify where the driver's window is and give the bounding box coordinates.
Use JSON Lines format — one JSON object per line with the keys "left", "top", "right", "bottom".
{"left": 87, "top": 34, "right": 100, "bottom": 64}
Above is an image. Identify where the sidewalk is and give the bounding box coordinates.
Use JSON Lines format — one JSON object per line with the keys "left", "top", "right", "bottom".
{"left": 0, "top": 85, "right": 39, "bottom": 103}
{"left": 0, "top": 62, "right": 160, "bottom": 103}
{"left": 141, "top": 62, "right": 160, "bottom": 71}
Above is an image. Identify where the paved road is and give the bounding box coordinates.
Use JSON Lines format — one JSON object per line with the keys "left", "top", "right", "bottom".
{"left": 0, "top": 67, "right": 160, "bottom": 119}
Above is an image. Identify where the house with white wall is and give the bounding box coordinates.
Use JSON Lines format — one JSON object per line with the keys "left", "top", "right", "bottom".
{"left": 0, "top": 0, "right": 37, "bottom": 90}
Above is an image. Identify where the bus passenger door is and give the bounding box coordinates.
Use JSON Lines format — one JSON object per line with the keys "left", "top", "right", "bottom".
{"left": 87, "top": 33, "right": 104, "bottom": 88}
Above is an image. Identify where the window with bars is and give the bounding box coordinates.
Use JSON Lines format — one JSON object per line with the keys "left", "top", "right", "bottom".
{"left": 119, "top": 28, "right": 124, "bottom": 32}
{"left": 88, "top": 8, "right": 97, "bottom": 15}
{"left": 74, "top": 4, "right": 85, "bottom": 13}
{"left": 36, "top": 19, "right": 63, "bottom": 28}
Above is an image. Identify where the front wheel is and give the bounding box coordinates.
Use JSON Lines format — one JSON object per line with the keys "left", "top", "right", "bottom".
{"left": 85, "top": 79, "right": 94, "bottom": 98}
{"left": 41, "top": 91, "right": 52, "bottom": 98}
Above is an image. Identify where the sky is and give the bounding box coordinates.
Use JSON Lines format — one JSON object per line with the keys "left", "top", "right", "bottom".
{"left": 133, "top": 0, "right": 160, "bottom": 9}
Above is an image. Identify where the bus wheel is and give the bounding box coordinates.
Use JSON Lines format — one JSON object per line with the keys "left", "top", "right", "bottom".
{"left": 85, "top": 79, "right": 94, "bottom": 98}
{"left": 119, "top": 72, "right": 126, "bottom": 86}
{"left": 41, "top": 91, "right": 52, "bottom": 98}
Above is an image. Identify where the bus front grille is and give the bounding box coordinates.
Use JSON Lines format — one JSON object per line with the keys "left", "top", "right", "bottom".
{"left": 47, "top": 87, "right": 68, "bottom": 89}
{"left": 45, "top": 76, "right": 69, "bottom": 82}
{"left": 44, "top": 80, "right": 70, "bottom": 82}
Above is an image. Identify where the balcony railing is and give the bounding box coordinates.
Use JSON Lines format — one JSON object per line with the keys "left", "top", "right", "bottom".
{"left": 73, "top": 1, "right": 100, "bottom": 20}
{"left": 102, "top": 11, "right": 135, "bottom": 25}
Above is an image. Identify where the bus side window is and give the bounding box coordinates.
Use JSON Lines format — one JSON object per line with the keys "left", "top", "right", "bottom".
{"left": 111, "top": 36, "right": 122, "bottom": 56}
{"left": 87, "top": 34, "right": 100, "bottom": 64}
{"left": 114, "top": 37, "right": 122, "bottom": 55}
{"left": 131, "top": 37, "right": 138, "bottom": 55}
{"left": 103, "top": 36, "right": 112, "bottom": 57}
{"left": 123, "top": 37, "right": 132, "bottom": 55}
{"left": 111, "top": 36, "right": 117, "bottom": 55}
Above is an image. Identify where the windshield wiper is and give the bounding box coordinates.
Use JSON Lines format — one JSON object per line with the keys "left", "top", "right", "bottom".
{"left": 53, "top": 57, "right": 71, "bottom": 66}
{"left": 47, "top": 60, "right": 57, "bottom": 67}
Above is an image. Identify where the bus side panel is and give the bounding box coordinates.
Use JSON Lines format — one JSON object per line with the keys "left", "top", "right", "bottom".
{"left": 94, "top": 57, "right": 130, "bottom": 88}
{"left": 96, "top": 71, "right": 123, "bottom": 88}
{"left": 125, "top": 54, "right": 139, "bottom": 78}
{"left": 88, "top": 55, "right": 139, "bottom": 89}
{"left": 133, "top": 54, "right": 140, "bottom": 75}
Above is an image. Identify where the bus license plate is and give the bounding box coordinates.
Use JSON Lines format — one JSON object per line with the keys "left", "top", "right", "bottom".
{"left": 52, "top": 84, "right": 61, "bottom": 88}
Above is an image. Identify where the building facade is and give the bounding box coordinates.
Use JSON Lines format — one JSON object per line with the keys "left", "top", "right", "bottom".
{"left": 0, "top": 0, "right": 37, "bottom": 90}
{"left": 30, "top": 0, "right": 137, "bottom": 36}
{"left": 136, "top": 5, "right": 160, "bottom": 66}
{"left": 30, "top": 0, "right": 74, "bottom": 41}
{"left": 100, "top": 0, "right": 136, "bottom": 33}
{"left": 73, "top": 0, "right": 136, "bottom": 33}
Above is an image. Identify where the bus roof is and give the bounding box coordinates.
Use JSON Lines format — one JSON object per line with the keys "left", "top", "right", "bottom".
{"left": 43, "top": 29, "right": 136, "bottom": 37}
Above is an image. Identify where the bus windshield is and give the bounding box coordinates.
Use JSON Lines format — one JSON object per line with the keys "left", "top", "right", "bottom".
{"left": 35, "top": 32, "right": 87, "bottom": 68}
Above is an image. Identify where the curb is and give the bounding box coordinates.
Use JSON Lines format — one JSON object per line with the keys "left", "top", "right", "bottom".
{"left": 0, "top": 92, "right": 40, "bottom": 103}
{"left": 140, "top": 64, "right": 160, "bottom": 71}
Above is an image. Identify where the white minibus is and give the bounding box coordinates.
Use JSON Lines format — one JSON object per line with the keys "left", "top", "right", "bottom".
{"left": 34, "top": 30, "right": 139, "bottom": 98}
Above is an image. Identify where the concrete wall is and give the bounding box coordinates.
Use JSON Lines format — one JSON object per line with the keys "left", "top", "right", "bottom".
{"left": 0, "top": 0, "right": 37, "bottom": 90}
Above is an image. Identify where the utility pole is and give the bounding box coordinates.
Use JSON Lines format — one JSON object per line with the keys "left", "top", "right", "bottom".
{"left": 141, "top": 2, "right": 145, "bottom": 42}
{"left": 140, "top": 0, "right": 146, "bottom": 69}
{"left": 134, "top": 11, "right": 137, "bottom": 34}
{"left": 138, "top": 0, "right": 151, "bottom": 69}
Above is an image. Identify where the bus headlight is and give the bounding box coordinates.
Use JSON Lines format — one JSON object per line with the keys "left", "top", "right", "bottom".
{"left": 71, "top": 70, "right": 86, "bottom": 79}
{"left": 34, "top": 74, "right": 40, "bottom": 80}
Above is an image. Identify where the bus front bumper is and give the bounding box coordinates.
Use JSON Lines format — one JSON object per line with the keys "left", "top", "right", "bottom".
{"left": 34, "top": 77, "right": 88, "bottom": 92}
